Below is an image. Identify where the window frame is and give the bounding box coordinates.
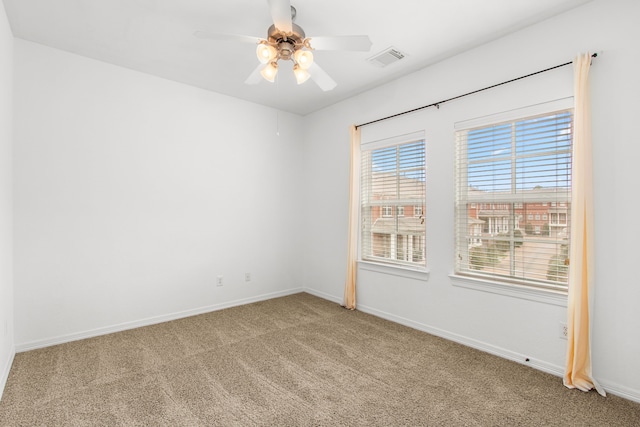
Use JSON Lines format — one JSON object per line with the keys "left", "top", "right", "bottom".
{"left": 359, "top": 131, "right": 427, "bottom": 273}
{"left": 452, "top": 99, "right": 573, "bottom": 297}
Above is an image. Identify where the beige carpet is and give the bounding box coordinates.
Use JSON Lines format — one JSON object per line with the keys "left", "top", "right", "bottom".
{"left": 1, "top": 293, "right": 639, "bottom": 426}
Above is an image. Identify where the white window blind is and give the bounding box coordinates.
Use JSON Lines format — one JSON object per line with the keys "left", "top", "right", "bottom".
{"left": 454, "top": 109, "right": 572, "bottom": 291}
{"left": 361, "top": 136, "right": 426, "bottom": 268}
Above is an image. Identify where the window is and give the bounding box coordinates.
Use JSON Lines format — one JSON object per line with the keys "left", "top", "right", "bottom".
{"left": 361, "top": 135, "right": 426, "bottom": 268}
{"left": 454, "top": 108, "right": 572, "bottom": 291}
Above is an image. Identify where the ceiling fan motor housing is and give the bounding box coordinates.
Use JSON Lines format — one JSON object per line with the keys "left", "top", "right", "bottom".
{"left": 267, "top": 23, "right": 306, "bottom": 61}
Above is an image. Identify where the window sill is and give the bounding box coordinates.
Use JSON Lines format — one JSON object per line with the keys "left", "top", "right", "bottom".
{"left": 358, "top": 260, "right": 429, "bottom": 281}
{"left": 449, "top": 274, "right": 567, "bottom": 307}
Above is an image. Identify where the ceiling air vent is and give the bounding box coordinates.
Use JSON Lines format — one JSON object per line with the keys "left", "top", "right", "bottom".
{"left": 367, "top": 47, "right": 406, "bottom": 67}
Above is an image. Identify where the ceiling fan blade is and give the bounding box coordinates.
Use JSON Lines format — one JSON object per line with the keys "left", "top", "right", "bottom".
{"left": 308, "top": 63, "right": 337, "bottom": 91}
{"left": 245, "top": 63, "right": 264, "bottom": 85}
{"left": 267, "top": 0, "right": 292, "bottom": 33}
{"left": 307, "top": 35, "right": 373, "bottom": 52}
{"left": 194, "top": 31, "right": 261, "bottom": 44}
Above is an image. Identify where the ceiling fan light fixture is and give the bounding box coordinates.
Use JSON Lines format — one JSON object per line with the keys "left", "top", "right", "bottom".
{"left": 196, "top": 2, "right": 371, "bottom": 90}
{"left": 256, "top": 43, "right": 277, "bottom": 64}
{"left": 293, "top": 49, "right": 313, "bottom": 69}
{"left": 293, "top": 65, "right": 310, "bottom": 85}
{"left": 260, "top": 61, "right": 279, "bottom": 82}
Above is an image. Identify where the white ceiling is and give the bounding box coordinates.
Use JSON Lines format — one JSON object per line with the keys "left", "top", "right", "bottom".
{"left": 3, "top": 0, "right": 592, "bottom": 115}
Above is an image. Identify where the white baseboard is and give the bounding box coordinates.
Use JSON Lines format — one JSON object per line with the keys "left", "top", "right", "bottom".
{"left": 354, "top": 301, "right": 640, "bottom": 403}
{"left": 303, "top": 288, "right": 343, "bottom": 305}
{"left": 0, "top": 344, "right": 16, "bottom": 401}
{"left": 16, "top": 288, "right": 304, "bottom": 353}
{"left": 290, "top": 289, "right": 640, "bottom": 403}
{"left": 598, "top": 380, "right": 640, "bottom": 404}
{"left": 13, "top": 286, "right": 640, "bottom": 405}
{"left": 302, "top": 289, "right": 563, "bottom": 375}
{"left": 355, "top": 301, "right": 565, "bottom": 377}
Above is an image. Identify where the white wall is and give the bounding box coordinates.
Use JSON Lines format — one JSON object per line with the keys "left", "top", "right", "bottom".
{"left": 0, "top": 1, "right": 14, "bottom": 400}
{"left": 302, "top": 0, "right": 640, "bottom": 401}
{"left": 13, "top": 40, "right": 305, "bottom": 349}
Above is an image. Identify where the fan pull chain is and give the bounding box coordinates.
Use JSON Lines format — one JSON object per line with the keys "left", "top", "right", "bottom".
{"left": 276, "top": 72, "right": 280, "bottom": 136}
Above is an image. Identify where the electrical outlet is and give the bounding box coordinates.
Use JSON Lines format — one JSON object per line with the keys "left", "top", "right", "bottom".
{"left": 559, "top": 322, "right": 568, "bottom": 340}
{"left": 245, "top": 273, "right": 251, "bottom": 282}
{"left": 216, "top": 275, "right": 223, "bottom": 287}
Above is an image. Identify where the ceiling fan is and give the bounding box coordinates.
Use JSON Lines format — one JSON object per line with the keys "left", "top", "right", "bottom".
{"left": 195, "top": 0, "right": 372, "bottom": 91}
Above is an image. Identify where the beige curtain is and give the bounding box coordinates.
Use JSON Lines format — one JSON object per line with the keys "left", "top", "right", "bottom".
{"left": 343, "top": 125, "right": 361, "bottom": 310}
{"left": 563, "top": 52, "right": 605, "bottom": 396}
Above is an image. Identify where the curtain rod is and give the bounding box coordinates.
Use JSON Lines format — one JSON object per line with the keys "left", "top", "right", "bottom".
{"left": 355, "top": 53, "right": 598, "bottom": 129}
